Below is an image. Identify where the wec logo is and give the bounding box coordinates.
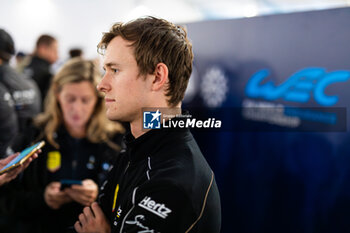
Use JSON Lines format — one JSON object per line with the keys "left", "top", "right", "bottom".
{"left": 245, "top": 68, "right": 350, "bottom": 106}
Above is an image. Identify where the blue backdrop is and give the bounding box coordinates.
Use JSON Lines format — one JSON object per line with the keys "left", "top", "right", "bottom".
{"left": 184, "top": 7, "right": 350, "bottom": 233}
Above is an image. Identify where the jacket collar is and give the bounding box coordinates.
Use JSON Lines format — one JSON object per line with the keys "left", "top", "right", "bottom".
{"left": 123, "top": 117, "right": 190, "bottom": 164}
{"left": 31, "top": 55, "right": 51, "bottom": 67}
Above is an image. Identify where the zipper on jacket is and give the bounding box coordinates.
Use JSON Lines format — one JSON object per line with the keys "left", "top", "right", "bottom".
{"left": 124, "top": 161, "right": 130, "bottom": 174}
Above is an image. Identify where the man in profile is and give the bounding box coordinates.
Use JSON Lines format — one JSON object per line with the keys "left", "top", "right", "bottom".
{"left": 75, "top": 16, "right": 221, "bottom": 233}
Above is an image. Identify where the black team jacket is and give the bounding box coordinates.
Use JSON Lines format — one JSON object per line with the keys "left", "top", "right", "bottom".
{"left": 98, "top": 123, "right": 221, "bottom": 233}
{"left": 24, "top": 55, "right": 52, "bottom": 104}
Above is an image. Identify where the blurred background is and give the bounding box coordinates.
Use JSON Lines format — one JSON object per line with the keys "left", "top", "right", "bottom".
{"left": 0, "top": 0, "right": 349, "bottom": 59}
{"left": 1, "top": 1, "right": 350, "bottom": 233}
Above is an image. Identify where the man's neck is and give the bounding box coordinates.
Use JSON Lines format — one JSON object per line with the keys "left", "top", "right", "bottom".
{"left": 34, "top": 53, "right": 50, "bottom": 64}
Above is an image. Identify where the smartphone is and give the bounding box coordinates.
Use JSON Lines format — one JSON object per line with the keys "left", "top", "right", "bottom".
{"left": 60, "top": 179, "right": 82, "bottom": 190}
{"left": 0, "top": 141, "right": 45, "bottom": 175}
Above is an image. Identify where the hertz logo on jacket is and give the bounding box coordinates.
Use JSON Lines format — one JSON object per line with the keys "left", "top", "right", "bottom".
{"left": 138, "top": 196, "right": 172, "bottom": 219}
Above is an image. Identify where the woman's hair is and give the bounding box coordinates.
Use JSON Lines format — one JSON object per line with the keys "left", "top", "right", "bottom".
{"left": 34, "top": 58, "right": 124, "bottom": 150}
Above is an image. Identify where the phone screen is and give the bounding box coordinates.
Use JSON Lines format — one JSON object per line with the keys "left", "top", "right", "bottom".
{"left": 0, "top": 141, "right": 45, "bottom": 174}
{"left": 60, "top": 179, "right": 83, "bottom": 190}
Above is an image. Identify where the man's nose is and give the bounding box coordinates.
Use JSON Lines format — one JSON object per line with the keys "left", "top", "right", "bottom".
{"left": 97, "top": 73, "right": 110, "bottom": 93}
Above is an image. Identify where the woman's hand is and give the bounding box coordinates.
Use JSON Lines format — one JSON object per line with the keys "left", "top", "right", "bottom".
{"left": 65, "top": 179, "right": 98, "bottom": 206}
{"left": 44, "top": 181, "right": 73, "bottom": 209}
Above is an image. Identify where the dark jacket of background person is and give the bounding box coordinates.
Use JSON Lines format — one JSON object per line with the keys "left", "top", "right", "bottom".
{"left": 0, "top": 64, "right": 41, "bottom": 137}
{"left": 24, "top": 55, "right": 52, "bottom": 105}
{"left": 0, "top": 125, "right": 123, "bottom": 233}
{"left": 0, "top": 83, "right": 17, "bottom": 155}
{"left": 23, "top": 34, "right": 58, "bottom": 107}
{"left": 0, "top": 29, "right": 41, "bottom": 156}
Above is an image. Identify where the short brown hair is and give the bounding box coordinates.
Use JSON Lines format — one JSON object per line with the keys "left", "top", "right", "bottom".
{"left": 36, "top": 34, "right": 56, "bottom": 48}
{"left": 98, "top": 16, "right": 194, "bottom": 107}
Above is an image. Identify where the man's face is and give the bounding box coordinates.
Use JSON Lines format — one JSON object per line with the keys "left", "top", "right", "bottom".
{"left": 46, "top": 41, "right": 58, "bottom": 64}
{"left": 97, "top": 36, "right": 149, "bottom": 123}
{"left": 39, "top": 41, "right": 58, "bottom": 64}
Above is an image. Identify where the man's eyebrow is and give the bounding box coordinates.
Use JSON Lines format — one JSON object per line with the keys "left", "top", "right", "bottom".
{"left": 104, "top": 62, "right": 120, "bottom": 68}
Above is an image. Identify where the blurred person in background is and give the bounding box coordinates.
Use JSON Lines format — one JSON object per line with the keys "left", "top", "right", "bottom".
{"left": 0, "top": 29, "right": 41, "bottom": 156}
{"left": 24, "top": 34, "right": 59, "bottom": 105}
{"left": 69, "top": 48, "right": 83, "bottom": 59}
{"left": 0, "top": 83, "right": 17, "bottom": 156}
{"left": 14, "top": 51, "right": 30, "bottom": 73}
{"left": 0, "top": 58, "right": 124, "bottom": 233}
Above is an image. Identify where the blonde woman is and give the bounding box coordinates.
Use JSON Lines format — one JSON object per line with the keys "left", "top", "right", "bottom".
{"left": 11, "top": 58, "right": 124, "bottom": 233}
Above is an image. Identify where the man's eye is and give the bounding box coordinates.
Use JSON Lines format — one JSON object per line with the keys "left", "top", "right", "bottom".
{"left": 111, "top": 68, "right": 119, "bottom": 73}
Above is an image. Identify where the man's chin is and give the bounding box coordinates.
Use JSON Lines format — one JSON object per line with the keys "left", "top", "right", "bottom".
{"left": 106, "top": 115, "right": 117, "bottom": 121}
{"left": 106, "top": 112, "right": 121, "bottom": 122}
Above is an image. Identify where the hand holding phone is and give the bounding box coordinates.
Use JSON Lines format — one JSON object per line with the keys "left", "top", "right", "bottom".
{"left": 44, "top": 181, "right": 73, "bottom": 209}
{"left": 0, "top": 141, "right": 44, "bottom": 176}
{"left": 64, "top": 179, "right": 98, "bottom": 206}
{"left": 0, "top": 153, "right": 24, "bottom": 186}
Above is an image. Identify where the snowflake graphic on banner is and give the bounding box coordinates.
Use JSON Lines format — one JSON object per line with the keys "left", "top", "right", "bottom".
{"left": 200, "top": 66, "right": 229, "bottom": 107}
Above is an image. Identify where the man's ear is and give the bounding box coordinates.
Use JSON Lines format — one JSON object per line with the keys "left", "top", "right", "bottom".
{"left": 151, "top": 63, "right": 168, "bottom": 91}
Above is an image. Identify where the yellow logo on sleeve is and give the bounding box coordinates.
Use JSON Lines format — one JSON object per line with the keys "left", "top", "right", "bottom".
{"left": 47, "top": 151, "right": 61, "bottom": 172}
